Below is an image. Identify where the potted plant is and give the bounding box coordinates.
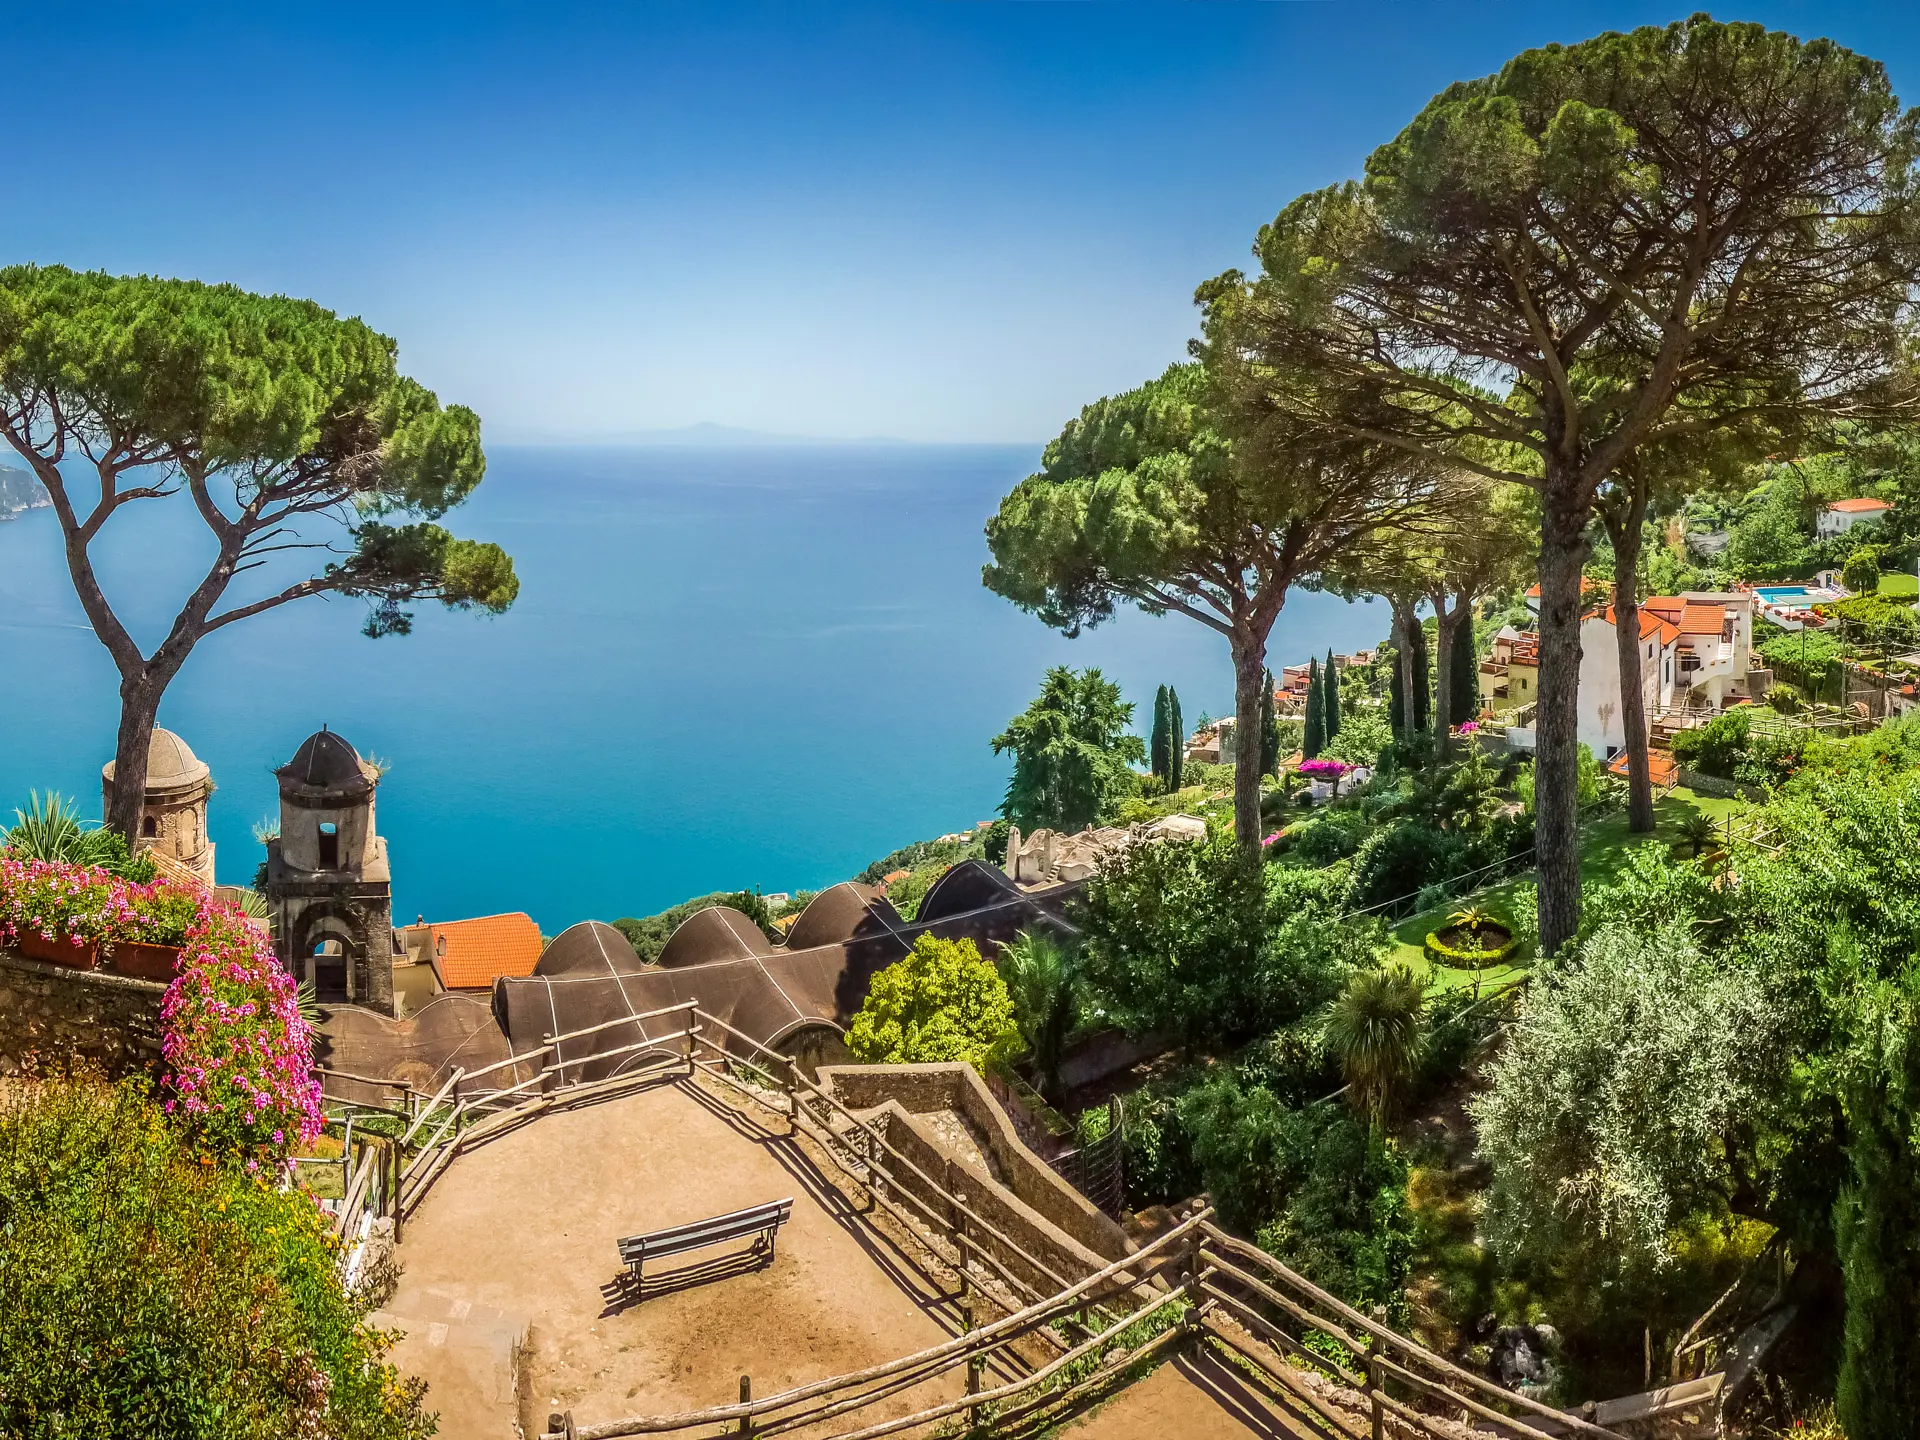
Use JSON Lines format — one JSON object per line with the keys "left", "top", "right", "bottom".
{"left": 104, "top": 884, "right": 198, "bottom": 980}
{"left": 0, "top": 858, "right": 129, "bottom": 969}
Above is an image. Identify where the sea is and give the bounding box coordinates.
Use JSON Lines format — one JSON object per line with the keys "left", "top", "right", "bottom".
{"left": 0, "top": 445, "right": 1390, "bottom": 933}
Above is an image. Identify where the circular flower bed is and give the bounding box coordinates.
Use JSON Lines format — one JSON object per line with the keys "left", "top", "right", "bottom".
{"left": 1424, "top": 921, "right": 1517, "bottom": 969}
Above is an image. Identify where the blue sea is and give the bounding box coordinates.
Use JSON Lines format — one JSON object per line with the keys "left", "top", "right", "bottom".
{"left": 0, "top": 446, "right": 1389, "bottom": 932}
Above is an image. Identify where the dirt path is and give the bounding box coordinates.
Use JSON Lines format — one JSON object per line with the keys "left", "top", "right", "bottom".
{"left": 1059, "top": 1352, "right": 1330, "bottom": 1440}
{"left": 390, "top": 1076, "right": 964, "bottom": 1437}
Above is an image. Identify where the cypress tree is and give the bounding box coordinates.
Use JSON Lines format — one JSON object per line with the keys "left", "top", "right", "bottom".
{"left": 1450, "top": 612, "right": 1479, "bottom": 726}
{"left": 1168, "top": 688, "right": 1184, "bottom": 790}
{"left": 1303, "top": 658, "right": 1325, "bottom": 759}
{"left": 1836, "top": 1021, "right": 1920, "bottom": 1437}
{"left": 1388, "top": 639, "right": 1406, "bottom": 738}
{"left": 1323, "top": 649, "right": 1342, "bottom": 742}
{"left": 1150, "top": 684, "right": 1171, "bottom": 782}
{"left": 1260, "top": 670, "right": 1281, "bottom": 776}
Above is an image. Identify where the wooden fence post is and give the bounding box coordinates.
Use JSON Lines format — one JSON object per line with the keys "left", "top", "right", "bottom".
{"left": 1365, "top": 1323, "right": 1383, "bottom": 1440}
{"left": 736, "top": 1374, "right": 754, "bottom": 1439}
{"left": 1183, "top": 1205, "right": 1205, "bottom": 1332}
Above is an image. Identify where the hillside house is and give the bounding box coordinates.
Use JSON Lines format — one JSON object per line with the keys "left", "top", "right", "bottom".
{"left": 1816, "top": 496, "right": 1891, "bottom": 540}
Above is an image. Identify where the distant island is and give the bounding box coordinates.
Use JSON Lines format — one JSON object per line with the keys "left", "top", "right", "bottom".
{"left": 0, "top": 464, "right": 48, "bottom": 520}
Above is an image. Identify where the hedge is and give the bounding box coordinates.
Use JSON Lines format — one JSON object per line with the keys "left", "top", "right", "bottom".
{"left": 1424, "top": 928, "right": 1518, "bottom": 969}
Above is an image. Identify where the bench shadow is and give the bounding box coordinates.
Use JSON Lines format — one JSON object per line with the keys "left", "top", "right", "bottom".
{"left": 599, "top": 1240, "right": 775, "bottom": 1317}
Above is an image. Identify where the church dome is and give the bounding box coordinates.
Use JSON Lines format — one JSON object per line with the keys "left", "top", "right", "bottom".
{"left": 278, "top": 728, "right": 372, "bottom": 796}
{"left": 102, "top": 728, "right": 211, "bottom": 794}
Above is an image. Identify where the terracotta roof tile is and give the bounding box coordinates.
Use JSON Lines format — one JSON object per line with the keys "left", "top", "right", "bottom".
{"left": 1679, "top": 602, "right": 1726, "bottom": 635}
{"left": 426, "top": 912, "right": 544, "bottom": 990}
{"left": 1827, "top": 497, "right": 1890, "bottom": 513}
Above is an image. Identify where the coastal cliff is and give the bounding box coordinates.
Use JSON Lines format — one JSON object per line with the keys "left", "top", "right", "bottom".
{"left": 0, "top": 464, "right": 48, "bottom": 520}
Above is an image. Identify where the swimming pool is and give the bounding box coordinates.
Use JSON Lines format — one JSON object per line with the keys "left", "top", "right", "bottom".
{"left": 1754, "top": 585, "right": 1821, "bottom": 605}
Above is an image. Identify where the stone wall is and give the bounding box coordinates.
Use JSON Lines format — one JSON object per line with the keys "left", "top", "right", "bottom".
{"left": 0, "top": 948, "right": 167, "bottom": 1078}
{"left": 819, "top": 1061, "right": 1131, "bottom": 1284}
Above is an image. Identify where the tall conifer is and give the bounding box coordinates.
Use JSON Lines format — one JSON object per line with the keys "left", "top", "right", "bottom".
{"left": 1303, "top": 658, "right": 1325, "bottom": 759}
{"left": 1168, "top": 689, "right": 1184, "bottom": 790}
{"left": 1323, "top": 649, "right": 1342, "bottom": 742}
{"left": 1150, "top": 684, "right": 1171, "bottom": 781}
{"left": 1450, "top": 613, "right": 1479, "bottom": 726}
{"left": 1259, "top": 670, "right": 1280, "bottom": 776}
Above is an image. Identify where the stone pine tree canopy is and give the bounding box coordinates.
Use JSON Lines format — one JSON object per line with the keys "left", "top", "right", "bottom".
{"left": 0, "top": 266, "right": 519, "bottom": 841}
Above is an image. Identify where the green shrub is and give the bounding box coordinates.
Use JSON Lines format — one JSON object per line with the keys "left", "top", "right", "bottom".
{"left": 1177, "top": 1072, "right": 1414, "bottom": 1318}
{"left": 1760, "top": 627, "right": 1845, "bottom": 699}
{"left": 0, "top": 1075, "right": 430, "bottom": 1440}
{"left": 1670, "top": 709, "right": 1751, "bottom": 778}
{"left": 1344, "top": 820, "right": 1466, "bottom": 914}
{"left": 846, "top": 935, "right": 1020, "bottom": 1072}
{"left": 1423, "top": 928, "right": 1517, "bottom": 968}
{"left": 1815, "top": 594, "right": 1920, "bottom": 650}
{"left": 1842, "top": 546, "right": 1883, "bottom": 595}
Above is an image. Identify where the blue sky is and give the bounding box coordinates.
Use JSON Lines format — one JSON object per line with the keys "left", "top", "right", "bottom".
{"left": 9, "top": 3, "right": 1920, "bottom": 442}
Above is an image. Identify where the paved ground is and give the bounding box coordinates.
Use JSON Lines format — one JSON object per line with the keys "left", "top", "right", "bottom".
{"left": 390, "top": 1077, "right": 964, "bottom": 1437}
{"left": 1061, "top": 1351, "right": 1326, "bottom": 1440}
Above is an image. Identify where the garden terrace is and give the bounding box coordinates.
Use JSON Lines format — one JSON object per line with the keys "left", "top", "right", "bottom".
{"left": 330, "top": 1001, "right": 1632, "bottom": 1440}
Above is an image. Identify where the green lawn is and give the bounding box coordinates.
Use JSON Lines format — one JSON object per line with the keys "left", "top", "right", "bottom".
{"left": 1878, "top": 572, "right": 1919, "bottom": 600}
{"left": 1387, "top": 786, "right": 1748, "bottom": 990}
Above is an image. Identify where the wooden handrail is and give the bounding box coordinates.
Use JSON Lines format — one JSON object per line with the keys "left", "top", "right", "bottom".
{"left": 561, "top": 1206, "right": 1211, "bottom": 1439}
{"left": 396, "top": 1067, "right": 465, "bottom": 1148}
{"left": 1201, "top": 1224, "right": 1625, "bottom": 1440}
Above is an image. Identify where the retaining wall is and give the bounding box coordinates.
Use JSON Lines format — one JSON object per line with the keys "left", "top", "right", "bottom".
{"left": 0, "top": 948, "right": 167, "bottom": 1078}
{"left": 818, "top": 1062, "right": 1131, "bottom": 1292}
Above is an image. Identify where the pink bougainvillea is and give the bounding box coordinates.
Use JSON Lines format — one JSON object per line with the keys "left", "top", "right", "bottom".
{"left": 1297, "top": 758, "right": 1352, "bottom": 778}
{"left": 160, "top": 900, "right": 324, "bottom": 1163}
{"left": 0, "top": 860, "right": 321, "bottom": 1163}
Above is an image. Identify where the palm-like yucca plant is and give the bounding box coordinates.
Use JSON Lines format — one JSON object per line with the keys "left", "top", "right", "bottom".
{"left": 1325, "top": 964, "right": 1428, "bottom": 1129}
{"left": 1677, "top": 811, "right": 1720, "bottom": 858}
{"left": 997, "top": 928, "right": 1081, "bottom": 1102}
{"left": 1447, "top": 905, "right": 1493, "bottom": 941}
{"left": 3, "top": 792, "right": 90, "bottom": 862}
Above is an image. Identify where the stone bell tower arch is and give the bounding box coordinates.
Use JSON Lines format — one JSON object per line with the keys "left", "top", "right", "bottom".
{"left": 264, "top": 727, "right": 396, "bottom": 1014}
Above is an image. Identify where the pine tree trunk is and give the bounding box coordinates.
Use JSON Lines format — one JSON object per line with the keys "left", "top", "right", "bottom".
{"left": 106, "top": 676, "right": 162, "bottom": 842}
{"left": 1535, "top": 487, "right": 1592, "bottom": 960}
{"left": 1232, "top": 636, "right": 1267, "bottom": 853}
{"left": 1393, "top": 601, "right": 1418, "bottom": 739}
{"left": 1605, "top": 496, "right": 1656, "bottom": 834}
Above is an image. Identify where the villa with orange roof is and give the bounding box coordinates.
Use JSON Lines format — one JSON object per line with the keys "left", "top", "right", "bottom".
{"left": 1495, "top": 592, "right": 1761, "bottom": 761}
{"left": 1816, "top": 496, "right": 1892, "bottom": 540}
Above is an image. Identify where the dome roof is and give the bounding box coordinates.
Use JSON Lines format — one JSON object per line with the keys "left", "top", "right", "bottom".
{"left": 783, "top": 881, "right": 898, "bottom": 953}
{"left": 101, "top": 728, "right": 210, "bottom": 792}
{"left": 278, "top": 729, "right": 371, "bottom": 794}
{"left": 656, "top": 905, "right": 774, "bottom": 968}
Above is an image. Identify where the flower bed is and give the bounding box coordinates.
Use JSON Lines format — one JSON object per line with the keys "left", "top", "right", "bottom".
{"left": 0, "top": 859, "right": 320, "bottom": 1165}
{"left": 1424, "top": 921, "right": 1517, "bottom": 969}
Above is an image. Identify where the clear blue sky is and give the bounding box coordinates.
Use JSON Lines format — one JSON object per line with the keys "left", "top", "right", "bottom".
{"left": 9, "top": 3, "right": 1920, "bottom": 442}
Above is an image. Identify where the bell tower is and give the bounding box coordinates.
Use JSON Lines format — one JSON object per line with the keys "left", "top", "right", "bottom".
{"left": 264, "top": 727, "right": 396, "bottom": 1014}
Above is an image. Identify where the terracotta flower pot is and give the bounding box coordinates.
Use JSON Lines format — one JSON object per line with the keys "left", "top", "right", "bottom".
{"left": 107, "top": 941, "right": 184, "bottom": 981}
{"left": 15, "top": 931, "right": 101, "bottom": 969}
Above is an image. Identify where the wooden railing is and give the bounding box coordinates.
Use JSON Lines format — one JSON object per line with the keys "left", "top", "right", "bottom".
{"left": 315, "top": 1008, "right": 1629, "bottom": 1440}
{"left": 1196, "top": 1222, "right": 1623, "bottom": 1440}
{"left": 539, "top": 1207, "right": 1213, "bottom": 1440}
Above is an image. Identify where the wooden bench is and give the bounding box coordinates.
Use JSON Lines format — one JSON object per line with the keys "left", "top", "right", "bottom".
{"left": 617, "top": 1198, "right": 794, "bottom": 1291}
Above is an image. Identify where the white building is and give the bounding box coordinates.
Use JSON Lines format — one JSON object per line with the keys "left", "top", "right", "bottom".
{"left": 1509, "top": 593, "right": 1758, "bottom": 760}
{"left": 1816, "top": 497, "right": 1892, "bottom": 540}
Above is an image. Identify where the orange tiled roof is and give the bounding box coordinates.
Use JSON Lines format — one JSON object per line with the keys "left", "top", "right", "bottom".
{"left": 1608, "top": 749, "right": 1679, "bottom": 785}
{"left": 1679, "top": 602, "right": 1726, "bottom": 635}
{"left": 1593, "top": 606, "right": 1681, "bottom": 647}
{"left": 426, "top": 912, "right": 544, "bottom": 990}
{"left": 1827, "top": 497, "right": 1891, "bottom": 513}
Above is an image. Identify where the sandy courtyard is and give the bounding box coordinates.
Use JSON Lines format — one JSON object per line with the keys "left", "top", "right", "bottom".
{"left": 389, "top": 1076, "right": 964, "bottom": 1436}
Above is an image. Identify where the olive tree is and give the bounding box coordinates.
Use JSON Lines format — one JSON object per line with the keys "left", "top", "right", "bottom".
{"left": 0, "top": 267, "right": 518, "bottom": 841}
{"left": 1214, "top": 17, "right": 1920, "bottom": 954}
